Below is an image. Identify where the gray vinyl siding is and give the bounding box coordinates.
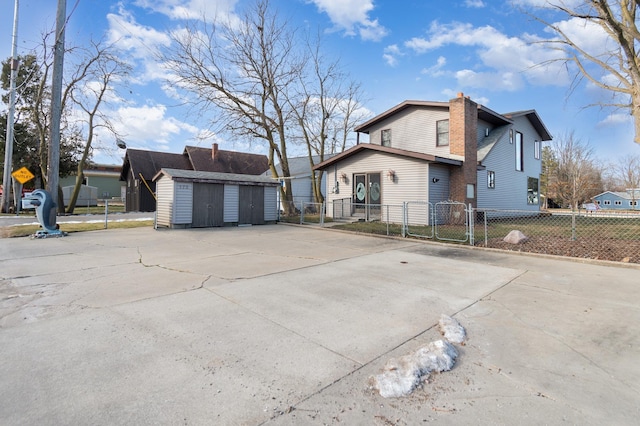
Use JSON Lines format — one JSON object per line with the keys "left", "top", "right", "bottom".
{"left": 428, "top": 165, "right": 450, "bottom": 203}
{"left": 477, "top": 116, "right": 542, "bottom": 211}
{"left": 223, "top": 184, "right": 239, "bottom": 223}
{"left": 367, "top": 107, "right": 452, "bottom": 157}
{"left": 155, "top": 177, "right": 192, "bottom": 227}
{"left": 291, "top": 177, "right": 312, "bottom": 203}
{"left": 174, "top": 182, "right": 193, "bottom": 224}
{"left": 264, "top": 186, "right": 278, "bottom": 221}
{"left": 477, "top": 119, "right": 493, "bottom": 143}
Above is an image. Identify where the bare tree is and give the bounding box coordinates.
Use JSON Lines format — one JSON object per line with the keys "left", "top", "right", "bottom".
{"left": 547, "top": 131, "right": 601, "bottom": 209}
{"left": 530, "top": 1, "right": 640, "bottom": 145}
{"left": 163, "top": 0, "right": 302, "bottom": 213}
{"left": 65, "top": 40, "right": 130, "bottom": 213}
{"left": 289, "top": 34, "right": 370, "bottom": 203}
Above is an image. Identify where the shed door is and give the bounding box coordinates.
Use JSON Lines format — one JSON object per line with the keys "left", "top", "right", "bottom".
{"left": 192, "top": 183, "right": 224, "bottom": 227}
{"left": 239, "top": 186, "right": 264, "bottom": 225}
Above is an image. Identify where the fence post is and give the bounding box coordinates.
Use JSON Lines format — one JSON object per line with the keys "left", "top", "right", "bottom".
{"left": 484, "top": 211, "right": 488, "bottom": 246}
{"left": 299, "top": 201, "right": 304, "bottom": 224}
{"left": 571, "top": 209, "right": 577, "bottom": 241}
{"left": 320, "top": 202, "right": 325, "bottom": 227}
{"left": 402, "top": 202, "right": 406, "bottom": 237}
{"left": 104, "top": 199, "right": 109, "bottom": 229}
{"left": 468, "top": 204, "right": 474, "bottom": 246}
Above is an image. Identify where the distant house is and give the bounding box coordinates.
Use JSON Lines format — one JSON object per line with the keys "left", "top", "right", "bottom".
{"left": 120, "top": 143, "right": 269, "bottom": 212}
{"left": 59, "top": 164, "right": 124, "bottom": 204}
{"left": 263, "top": 154, "right": 336, "bottom": 207}
{"left": 314, "top": 93, "right": 552, "bottom": 221}
{"left": 593, "top": 189, "right": 640, "bottom": 211}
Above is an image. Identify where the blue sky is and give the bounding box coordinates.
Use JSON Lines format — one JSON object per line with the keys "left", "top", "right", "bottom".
{"left": 1, "top": 0, "right": 638, "bottom": 166}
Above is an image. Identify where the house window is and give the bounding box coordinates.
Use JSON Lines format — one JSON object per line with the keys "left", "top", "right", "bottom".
{"left": 614, "top": 200, "right": 622, "bottom": 206}
{"left": 509, "top": 129, "right": 514, "bottom": 144}
{"left": 604, "top": 200, "right": 611, "bottom": 205}
{"left": 381, "top": 129, "right": 391, "bottom": 147}
{"left": 487, "top": 171, "right": 495, "bottom": 188}
{"left": 515, "top": 131, "right": 524, "bottom": 171}
{"left": 527, "top": 177, "right": 539, "bottom": 205}
{"left": 631, "top": 201, "right": 638, "bottom": 206}
{"left": 437, "top": 120, "right": 449, "bottom": 146}
{"left": 595, "top": 200, "right": 600, "bottom": 205}
{"left": 534, "top": 140, "right": 541, "bottom": 160}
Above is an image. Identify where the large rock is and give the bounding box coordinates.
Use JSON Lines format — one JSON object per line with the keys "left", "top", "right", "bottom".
{"left": 503, "top": 230, "right": 528, "bottom": 244}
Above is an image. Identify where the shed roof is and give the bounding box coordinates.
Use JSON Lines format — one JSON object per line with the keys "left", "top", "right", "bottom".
{"left": 154, "top": 168, "right": 280, "bottom": 186}
{"left": 183, "top": 145, "right": 269, "bottom": 175}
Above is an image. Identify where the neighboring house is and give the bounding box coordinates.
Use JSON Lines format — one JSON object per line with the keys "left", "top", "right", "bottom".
{"left": 314, "top": 93, "right": 552, "bottom": 222}
{"left": 263, "top": 154, "right": 336, "bottom": 207}
{"left": 593, "top": 189, "right": 640, "bottom": 210}
{"left": 120, "top": 143, "right": 269, "bottom": 212}
{"left": 59, "top": 164, "right": 124, "bottom": 204}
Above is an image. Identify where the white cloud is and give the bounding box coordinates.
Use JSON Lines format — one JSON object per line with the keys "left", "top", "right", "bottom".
{"left": 464, "top": 0, "right": 486, "bottom": 8}
{"left": 113, "top": 104, "right": 199, "bottom": 148}
{"left": 308, "top": 0, "right": 388, "bottom": 41}
{"left": 383, "top": 44, "right": 402, "bottom": 67}
{"left": 598, "top": 113, "right": 633, "bottom": 126}
{"left": 421, "top": 56, "right": 447, "bottom": 77}
{"left": 404, "top": 21, "right": 570, "bottom": 90}
{"left": 133, "top": 0, "right": 239, "bottom": 21}
{"left": 107, "top": 10, "right": 171, "bottom": 59}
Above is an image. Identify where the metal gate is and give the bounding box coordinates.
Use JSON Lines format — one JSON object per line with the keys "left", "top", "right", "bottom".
{"left": 435, "top": 201, "right": 468, "bottom": 242}
{"left": 403, "top": 201, "right": 434, "bottom": 238}
{"left": 402, "top": 201, "right": 468, "bottom": 242}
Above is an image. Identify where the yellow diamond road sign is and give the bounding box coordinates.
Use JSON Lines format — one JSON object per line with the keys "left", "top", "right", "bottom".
{"left": 12, "top": 167, "right": 35, "bottom": 184}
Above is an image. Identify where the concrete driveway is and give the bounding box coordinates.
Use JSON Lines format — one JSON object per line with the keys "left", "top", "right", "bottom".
{"left": 0, "top": 225, "right": 638, "bottom": 425}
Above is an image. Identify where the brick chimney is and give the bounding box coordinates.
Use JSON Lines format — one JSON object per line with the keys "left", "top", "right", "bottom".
{"left": 448, "top": 93, "right": 478, "bottom": 207}
{"left": 212, "top": 143, "right": 218, "bottom": 160}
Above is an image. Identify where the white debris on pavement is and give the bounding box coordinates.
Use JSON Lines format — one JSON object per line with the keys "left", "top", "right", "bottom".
{"left": 439, "top": 314, "right": 467, "bottom": 344}
{"left": 371, "top": 340, "right": 458, "bottom": 398}
{"left": 370, "top": 315, "right": 468, "bottom": 398}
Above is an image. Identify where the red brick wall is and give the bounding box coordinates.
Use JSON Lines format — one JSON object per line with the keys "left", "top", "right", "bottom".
{"left": 448, "top": 93, "right": 478, "bottom": 207}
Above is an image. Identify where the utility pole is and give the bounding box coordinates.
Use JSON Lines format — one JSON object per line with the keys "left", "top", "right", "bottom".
{"left": 46, "top": 0, "right": 66, "bottom": 225}
{"left": 1, "top": 0, "right": 19, "bottom": 213}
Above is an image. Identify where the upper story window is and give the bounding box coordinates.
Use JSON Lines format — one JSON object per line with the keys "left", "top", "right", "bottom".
{"left": 437, "top": 120, "right": 449, "bottom": 146}
{"left": 534, "top": 140, "right": 541, "bottom": 160}
{"left": 515, "top": 131, "right": 524, "bottom": 171}
{"left": 381, "top": 129, "right": 391, "bottom": 147}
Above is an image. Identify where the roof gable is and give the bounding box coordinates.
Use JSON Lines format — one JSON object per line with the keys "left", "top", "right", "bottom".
{"left": 355, "top": 99, "right": 513, "bottom": 134}
{"left": 120, "top": 149, "right": 192, "bottom": 181}
{"left": 313, "top": 143, "right": 462, "bottom": 171}
{"left": 503, "top": 110, "right": 552, "bottom": 141}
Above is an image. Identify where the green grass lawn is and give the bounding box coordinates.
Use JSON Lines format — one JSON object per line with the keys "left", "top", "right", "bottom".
{"left": 1, "top": 220, "right": 154, "bottom": 238}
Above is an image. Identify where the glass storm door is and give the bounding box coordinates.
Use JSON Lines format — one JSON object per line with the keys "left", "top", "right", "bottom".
{"left": 353, "top": 173, "right": 381, "bottom": 220}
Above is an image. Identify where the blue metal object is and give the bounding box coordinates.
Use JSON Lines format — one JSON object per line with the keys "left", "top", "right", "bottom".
{"left": 28, "top": 189, "right": 66, "bottom": 238}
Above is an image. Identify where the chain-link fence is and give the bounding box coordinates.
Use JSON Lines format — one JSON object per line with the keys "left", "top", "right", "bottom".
{"left": 279, "top": 200, "right": 640, "bottom": 264}
{"left": 474, "top": 208, "right": 640, "bottom": 263}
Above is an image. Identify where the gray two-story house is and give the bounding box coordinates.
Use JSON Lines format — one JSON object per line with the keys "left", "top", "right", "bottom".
{"left": 314, "top": 93, "right": 552, "bottom": 221}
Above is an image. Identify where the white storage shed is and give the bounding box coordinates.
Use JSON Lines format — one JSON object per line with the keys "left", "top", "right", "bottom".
{"left": 153, "top": 168, "right": 280, "bottom": 228}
